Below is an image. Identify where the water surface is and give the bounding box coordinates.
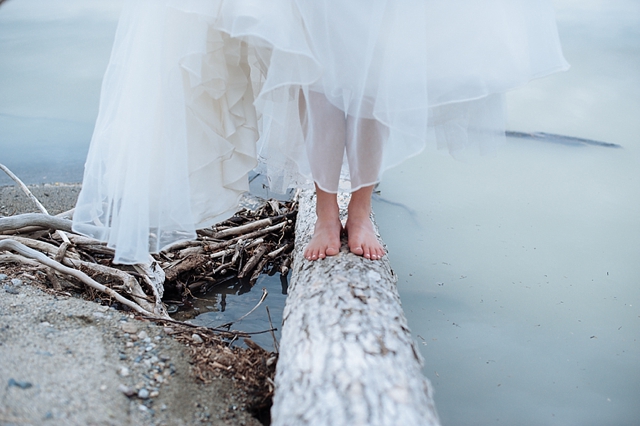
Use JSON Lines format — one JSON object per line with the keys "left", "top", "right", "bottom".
{"left": 375, "top": 1, "right": 640, "bottom": 424}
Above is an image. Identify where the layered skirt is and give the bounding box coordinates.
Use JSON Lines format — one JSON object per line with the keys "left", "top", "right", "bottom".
{"left": 73, "top": 0, "right": 569, "bottom": 264}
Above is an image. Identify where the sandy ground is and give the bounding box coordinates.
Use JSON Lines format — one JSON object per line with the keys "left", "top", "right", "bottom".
{"left": 0, "top": 184, "right": 263, "bottom": 426}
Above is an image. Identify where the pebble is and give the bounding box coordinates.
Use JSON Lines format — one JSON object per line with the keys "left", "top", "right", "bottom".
{"left": 137, "top": 388, "right": 150, "bottom": 399}
{"left": 137, "top": 331, "right": 148, "bottom": 340}
{"left": 4, "top": 286, "right": 19, "bottom": 295}
{"left": 10, "top": 278, "right": 22, "bottom": 287}
{"left": 150, "top": 390, "right": 159, "bottom": 398}
{"left": 191, "top": 333, "right": 204, "bottom": 344}
{"left": 119, "top": 384, "right": 136, "bottom": 397}
{"left": 121, "top": 323, "right": 138, "bottom": 334}
{"left": 8, "top": 378, "right": 32, "bottom": 389}
{"left": 118, "top": 367, "right": 130, "bottom": 377}
{"left": 0, "top": 273, "right": 8, "bottom": 281}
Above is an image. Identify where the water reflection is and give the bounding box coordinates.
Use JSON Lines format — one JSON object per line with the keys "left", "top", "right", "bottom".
{"left": 171, "top": 273, "right": 288, "bottom": 353}
{"left": 375, "top": 1, "right": 640, "bottom": 424}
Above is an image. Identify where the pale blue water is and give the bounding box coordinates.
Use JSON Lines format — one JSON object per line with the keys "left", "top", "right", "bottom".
{"left": 0, "top": 0, "right": 122, "bottom": 184}
{"left": 1, "top": 0, "right": 638, "bottom": 424}
{"left": 374, "top": 1, "right": 640, "bottom": 424}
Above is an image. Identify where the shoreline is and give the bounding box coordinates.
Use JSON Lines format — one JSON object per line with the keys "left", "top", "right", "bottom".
{"left": 0, "top": 183, "right": 266, "bottom": 425}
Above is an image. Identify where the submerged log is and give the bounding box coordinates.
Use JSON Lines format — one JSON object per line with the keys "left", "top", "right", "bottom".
{"left": 271, "top": 190, "right": 440, "bottom": 426}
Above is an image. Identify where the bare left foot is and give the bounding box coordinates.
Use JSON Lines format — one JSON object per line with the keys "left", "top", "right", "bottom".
{"left": 345, "top": 185, "right": 386, "bottom": 260}
{"left": 345, "top": 215, "right": 385, "bottom": 260}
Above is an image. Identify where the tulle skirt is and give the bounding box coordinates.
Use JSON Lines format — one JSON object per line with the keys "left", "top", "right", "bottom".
{"left": 73, "top": 0, "right": 569, "bottom": 264}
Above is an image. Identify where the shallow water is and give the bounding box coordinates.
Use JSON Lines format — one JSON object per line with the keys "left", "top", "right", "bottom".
{"left": 375, "top": 1, "right": 640, "bottom": 424}
{"left": 1, "top": 0, "right": 639, "bottom": 424}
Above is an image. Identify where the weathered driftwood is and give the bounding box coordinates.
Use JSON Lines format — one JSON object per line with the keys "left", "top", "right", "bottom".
{"left": 271, "top": 190, "right": 440, "bottom": 426}
{"left": 0, "top": 163, "right": 71, "bottom": 245}
{"left": 0, "top": 239, "right": 155, "bottom": 317}
{"left": 0, "top": 213, "right": 73, "bottom": 233}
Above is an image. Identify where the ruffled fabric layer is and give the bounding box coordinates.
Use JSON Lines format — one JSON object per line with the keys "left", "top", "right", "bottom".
{"left": 73, "top": 0, "right": 568, "bottom": 264}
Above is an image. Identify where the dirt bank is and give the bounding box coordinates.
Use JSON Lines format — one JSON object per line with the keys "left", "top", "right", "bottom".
{"left": 0, "top": 183, "right": 266, "bottom": 426}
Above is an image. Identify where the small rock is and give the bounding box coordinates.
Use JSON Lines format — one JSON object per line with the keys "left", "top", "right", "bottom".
{"left": 150, "top": 390, "right": 159, "bottom": 398}
{"left": 138, "top": 388, "right": 150, "bottom": 399}
{"left": 137, "top": 331, "right": 148, "bottom": 340}
{"left": 163, "top": 327, "right": 175, "bottom": 335}
{"left": 125, "top": 342, "right": 134, "bottom": 348}
{"left": 191, "top": 333, "right": 204, "bottom": 344}
{"left": 100, "top": 385, "right": 107, "bottom": 392}
{"left": 10, "top": 278, "right": 22, "bottom": 287}
{"left": 118, "top": 367, "right": 130, "bottom": 377}
{"left": 92, "top": 312, "right": 106, "bottom": 319}
{"left": 0, "top": 273, "right": 8, "bottom": 281}
{"left": 160, "top": 404, "right": 168, "bottom": 411}
{"left": 8, "top": 378, "right": 32, "bottom": 389}
{"left": 118, "top": 384, "right": 136, "bottom": 397}
{"left": 121, "top": 323, "right": 138, "bottom": 334}
{"left": 138, "top": 404, "right": 149, "bottom": 412}
{"left": 4, "top": 285, "right": 19, "bottom": 295}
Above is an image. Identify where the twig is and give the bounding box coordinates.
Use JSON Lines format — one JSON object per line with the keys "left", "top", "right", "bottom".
{"left": 218, "top": 287, "right": 268, "bottom": 328}
{"left": 266, "top": 306, "right": 279, "bottom": 354}
{"left": 0, "top": 239, "right": 154, "bottom": 316}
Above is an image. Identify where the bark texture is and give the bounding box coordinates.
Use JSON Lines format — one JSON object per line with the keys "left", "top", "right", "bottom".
{"left": 271, "top": 190, "right": 440, "bottom": 426}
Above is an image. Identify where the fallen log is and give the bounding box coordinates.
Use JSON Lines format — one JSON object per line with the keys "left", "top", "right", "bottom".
{"left": 271, "top": 190, "right": 440, "bottom": 426}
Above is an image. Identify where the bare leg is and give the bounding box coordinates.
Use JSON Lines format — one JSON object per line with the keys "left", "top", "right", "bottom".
{"left": 345, "top": 185, "right": 386, "bottom": 260}
{"left": 344, "top": 114, "right": 387, "bottom": 260}
{"left": 301, "top": 91, "right": 346, "bottom": 260}
{"left": 303, "top": 184, "right": 343, "bottom": 260}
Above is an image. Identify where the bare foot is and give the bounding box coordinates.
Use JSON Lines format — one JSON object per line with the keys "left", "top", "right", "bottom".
{"left": 304, "top": 185, "right": 342, "bottom": 261}
{"left": 345, "top": 216, "right": 386, "bottom": 260}
{"left": 304, "top": 216, "right": 342, "bottom": 261}
{"left": 345, "top": 185, "right": 386, "bottom": 260}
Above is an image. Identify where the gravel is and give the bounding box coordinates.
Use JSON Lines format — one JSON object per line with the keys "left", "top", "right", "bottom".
{"left": 0, "top": 184, "right": 263, "bottom": 425}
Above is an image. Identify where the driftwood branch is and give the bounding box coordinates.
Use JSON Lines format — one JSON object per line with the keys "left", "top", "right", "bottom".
{"left": 0, "top": 163, "right": 71, "bottom": 245}
{"left": 0, "top": 239, "right": 155, "bottom": 317}
{"left": 0, "top": 213, "right": 73, "bottom": 233}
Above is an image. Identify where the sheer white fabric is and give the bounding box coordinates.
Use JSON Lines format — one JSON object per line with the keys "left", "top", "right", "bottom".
{"left": 73, "top": 0, "right": 569, "bottom": 264}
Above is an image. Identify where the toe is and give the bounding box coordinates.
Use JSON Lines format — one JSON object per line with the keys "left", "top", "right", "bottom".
{"left": 326, "top": 246, "right": 339, "bottom": 256}
{"left": 351, "top": 245, "right": 364, "bottom": 256}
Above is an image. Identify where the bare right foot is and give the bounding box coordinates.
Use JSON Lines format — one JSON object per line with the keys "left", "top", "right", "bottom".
{"left": 304, "top": 185, "right": 343, "bottom": 261}
{"left": 304, "top": 216, "right": 342, "bottom": 260}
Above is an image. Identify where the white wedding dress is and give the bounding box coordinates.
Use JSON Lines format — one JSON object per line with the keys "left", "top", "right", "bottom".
{"left": 73, "top": 0, "right": 569, "bottom": 264}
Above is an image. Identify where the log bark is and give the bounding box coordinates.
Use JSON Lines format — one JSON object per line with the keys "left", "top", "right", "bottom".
{"left": 271, "top": 190, "right": 440, "bottom": 426}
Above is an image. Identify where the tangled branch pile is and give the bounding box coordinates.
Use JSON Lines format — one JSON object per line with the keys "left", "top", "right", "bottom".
{"left": 160, "top": 198, "right": 297, "bottom": 300}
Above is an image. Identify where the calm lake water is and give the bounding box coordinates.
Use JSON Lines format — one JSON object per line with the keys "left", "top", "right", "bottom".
{"left": 1, "top": 0, "right": 638, "bottom": 424}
